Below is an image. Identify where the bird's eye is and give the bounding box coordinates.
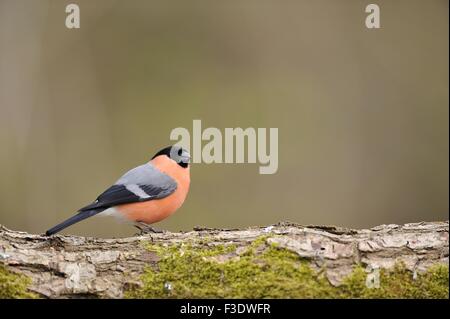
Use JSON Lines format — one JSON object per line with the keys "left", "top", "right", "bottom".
{"left": 178, "top": 149, "right": 183, "bottom": 156}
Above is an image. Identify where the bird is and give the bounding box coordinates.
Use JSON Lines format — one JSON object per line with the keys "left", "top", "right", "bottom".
{"left": 45, "top": 145, "right": 190, "bottom": 236}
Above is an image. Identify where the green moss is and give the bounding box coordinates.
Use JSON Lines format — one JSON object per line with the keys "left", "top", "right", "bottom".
{"left": 0, "top": 264, "right": 37, "bottom": 299}
{"left": 125, "top": 238, "right": 449, "bottom": 299}
{"left": 338, "top": 264, "right": 449, "bottom": 299}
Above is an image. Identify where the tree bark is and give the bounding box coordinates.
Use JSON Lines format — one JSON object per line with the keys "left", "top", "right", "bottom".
{"left": 0, "top": 221, "right": 448, "bottom": 298}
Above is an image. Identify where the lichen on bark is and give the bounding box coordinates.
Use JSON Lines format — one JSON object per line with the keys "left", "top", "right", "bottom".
{"left": 125, "top": 238, "right": 449, "bottom": 299}
{"left": 0, "top": 264, "right": 37, "bottom": 298}
{"left": 0, "top": 221, "right": 448, "bottom": 298}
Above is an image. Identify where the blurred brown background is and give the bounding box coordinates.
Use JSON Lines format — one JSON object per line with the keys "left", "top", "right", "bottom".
{"left": 0, "top": 0, "right": 448, "bottom": 237}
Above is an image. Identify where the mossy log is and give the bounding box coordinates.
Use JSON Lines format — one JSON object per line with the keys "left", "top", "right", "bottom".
{"left": 0, "top": 221, "right": 448, "bottom": 299}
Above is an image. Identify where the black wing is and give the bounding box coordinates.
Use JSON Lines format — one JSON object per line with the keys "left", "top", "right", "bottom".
{"left": 79, "top": 183, "right": 177, "bottom": 212}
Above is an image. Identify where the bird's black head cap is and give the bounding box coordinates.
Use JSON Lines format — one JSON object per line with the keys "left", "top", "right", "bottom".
{"left": 152, "top": 145, "right": 190, "bottom": 168}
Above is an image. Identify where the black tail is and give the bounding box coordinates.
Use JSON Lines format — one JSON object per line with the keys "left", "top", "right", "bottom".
{"left": 45, "top": 209, "right": 104, "bottom": 236}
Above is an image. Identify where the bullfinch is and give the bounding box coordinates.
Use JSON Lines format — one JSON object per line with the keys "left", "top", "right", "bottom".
{"left": 45, "top": 145, "right": 190, "bottom": 236}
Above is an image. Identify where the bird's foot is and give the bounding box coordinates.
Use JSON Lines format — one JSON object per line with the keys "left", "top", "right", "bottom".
{"left": 134, "top": 222, "right": 165, "bottom": 235}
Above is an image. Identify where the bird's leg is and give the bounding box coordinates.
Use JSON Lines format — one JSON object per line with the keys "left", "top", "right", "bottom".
{"left": 134, "top": 222, "right": 165, "bottom": 234}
